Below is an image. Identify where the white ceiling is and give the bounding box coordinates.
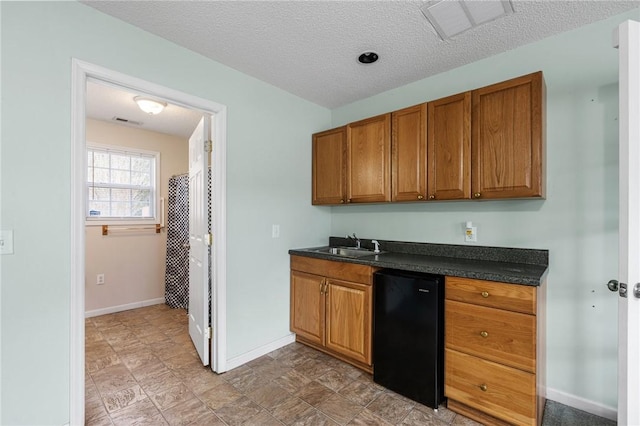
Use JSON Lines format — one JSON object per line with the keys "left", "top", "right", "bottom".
{"left": 86, "top": 81, "right": 203, "bottom": 139}
{"left": 83, "top": 0, "right": 639, "bottom": 137}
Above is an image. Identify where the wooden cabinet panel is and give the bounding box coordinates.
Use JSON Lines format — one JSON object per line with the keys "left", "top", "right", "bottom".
{"left": 347, "top": 114, "right": 391, "bottom": 203}
{"left": 290, "top": 270, "right": 325, "bottom": 346}
{"left": 427, "top": 92, "right": 471, "bottom": 200}
{"left": 446, "top": 349, "right": 536, "bottom": 426}
{"left": 325, "top": 279, "right": 372, "bottom": 365}
{"left": 392, "top": 104, "right": 427, "bottom": 202}
{"left": 291, "top": 255, "right": 375, "bottom": 284}
{"left": 312, "top": 127, "right": 346, "bottom": 205}
{"left": 290, "top": 256, "right": 376, "bottom": 370}
{"left": 471, "top": 71, "right": 545, "bottom": 199}
{"left": 446, "top": 300, "right": 536, "bottom": 373}
{"left": 446, "top": 276, "right": 536, "bottom": 315}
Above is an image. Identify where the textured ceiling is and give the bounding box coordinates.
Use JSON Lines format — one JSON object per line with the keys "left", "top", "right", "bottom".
{"left": 83, "top": 0, "right": 639, "bottom": 109}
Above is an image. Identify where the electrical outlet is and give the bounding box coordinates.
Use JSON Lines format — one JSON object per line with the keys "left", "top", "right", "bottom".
{"left": 97, "top": 274, "right": 105, "bottom": 285}
{"left": 465, "top": 226, "right": 477, "bottom": 242}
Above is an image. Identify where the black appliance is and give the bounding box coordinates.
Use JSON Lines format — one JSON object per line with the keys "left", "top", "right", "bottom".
{"left": 373, "top": 269, "right": 445, "bottom": 409}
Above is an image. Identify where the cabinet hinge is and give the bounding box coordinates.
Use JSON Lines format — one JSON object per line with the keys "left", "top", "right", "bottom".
{"left": 204, "top": 140, "right": 213, "bottom": 153}
{"left": 205, "top": 233, "right": 212, "bottom": 246}
{"left": 205, "top": 327, "right": 212, "bottom": 339}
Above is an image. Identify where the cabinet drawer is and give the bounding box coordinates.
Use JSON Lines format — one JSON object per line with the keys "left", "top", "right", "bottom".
{"left": 446, "top": 276, "right": 536, "bottom": 314}
{"left": 290, "top": 255, "right": 375, "bottom": 284}
{"left": 445, "top": 349, "right": 536, "bottom": 426}
{"left": 445, "top": 300, "right": 535, "bottom": 373}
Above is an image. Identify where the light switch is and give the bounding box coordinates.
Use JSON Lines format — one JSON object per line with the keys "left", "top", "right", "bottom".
{"left": 272, "top": 224, "right": 280, "bottom": 239}
{"left": 0, "top": 230, "right": 14, "bottom": 255}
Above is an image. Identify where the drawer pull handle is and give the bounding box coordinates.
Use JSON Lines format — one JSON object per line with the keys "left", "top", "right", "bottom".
{"left": 481, "top": 291, "right": 489, "bottom": 298}
{"left": 479, "top": 384, "right": 488, "bottom": 392}
{"left": 480, "top": 331, "right": 489, "bottom": 338}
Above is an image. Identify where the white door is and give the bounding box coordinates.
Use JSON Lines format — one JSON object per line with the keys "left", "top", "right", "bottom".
{"left": 612, "top": 19, "right": 640, "bottom": 426}
{"left": 188, "top": 116, "right": 210, "bottom": 366}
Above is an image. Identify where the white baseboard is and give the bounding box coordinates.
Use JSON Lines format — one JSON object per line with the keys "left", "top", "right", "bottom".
{"left": 546, "top": 387, "right": 617, "bottom": 421}
{"left": 85, "top": 297, "right": 165, "bottom": 318}
{"left": 224, "top": 333, "right": 296, "bottom": 372}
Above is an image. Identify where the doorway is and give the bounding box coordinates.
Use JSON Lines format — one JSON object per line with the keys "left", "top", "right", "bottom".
{"left": 70, "top": 59, "right": 228, "bottom": 425}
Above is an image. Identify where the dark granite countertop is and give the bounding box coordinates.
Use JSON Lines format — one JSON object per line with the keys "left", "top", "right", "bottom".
{"left": 289, "top": 237, "right": 548, "bottom": 286}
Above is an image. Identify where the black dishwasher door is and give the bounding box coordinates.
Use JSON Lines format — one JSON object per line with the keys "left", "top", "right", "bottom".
{"left": 373, "top": 269, "right": 444, "bottom": 409}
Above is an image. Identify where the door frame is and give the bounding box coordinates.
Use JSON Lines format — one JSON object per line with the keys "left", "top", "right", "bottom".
{"left": 615, "top": 19, "right": 640, "bottom": 425}
{"left": 70, "top": 59, "right": 228, "bottom": 425}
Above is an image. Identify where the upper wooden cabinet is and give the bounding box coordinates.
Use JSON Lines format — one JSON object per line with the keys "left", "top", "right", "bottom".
{"left": 312, "top": 127, "right": 347, "bottom": 205}
{"left": 311, "top": 71, "right": 545, "bottom": 205}
{"left": 347, "top": 114, "right": 392, "bottom": 203}
{"left": 427, "top": 92, "right": 471, "bottom": 201}
{"left": 471, "top": 71, "right": 545, "bottom": 199}
{"left": 392, "top": 104, "right": 427, "bottom": 202}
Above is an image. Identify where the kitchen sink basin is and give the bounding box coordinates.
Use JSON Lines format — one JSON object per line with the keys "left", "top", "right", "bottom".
{"left": 311, "top": 246, "right": 381, "bottom": 258}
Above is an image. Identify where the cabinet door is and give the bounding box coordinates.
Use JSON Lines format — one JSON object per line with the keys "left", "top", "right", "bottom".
{"left": 325, "top": 279, "right": 372, "bottom": 365}
{"left": 427, "top": 92, "right": 471, "bottom": 200}
{"left": 471, "top": 71, "right": 545, "bottom": 199}
{"left": 312, "top": 127, "right": 347, "bottom": 205}
{"left": 347, "top": 114, "right": 391, "bottom": 203}
{"left": 290, "top": 270, "right": 325, "bottom": 345}
{"left": 392, "top": 104, "right": 427, "bottom": 202}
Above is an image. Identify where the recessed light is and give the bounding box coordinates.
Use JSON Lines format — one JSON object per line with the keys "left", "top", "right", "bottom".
{"left": 358, "top": 51, "right": 379, "bottom": 64}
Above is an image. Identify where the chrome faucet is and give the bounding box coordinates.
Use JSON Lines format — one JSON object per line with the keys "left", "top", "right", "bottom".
{"left": 347, "top": 233, "right": 361, "bottom": 249}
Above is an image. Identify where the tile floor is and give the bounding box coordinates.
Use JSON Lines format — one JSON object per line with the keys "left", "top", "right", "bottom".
{"left": 85, "top": 304, "right": 615, "bottom": 426}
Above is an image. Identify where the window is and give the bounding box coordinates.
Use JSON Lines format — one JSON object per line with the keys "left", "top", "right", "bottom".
{"left": 86, "top": 144, "right": 160, "bottom": 224}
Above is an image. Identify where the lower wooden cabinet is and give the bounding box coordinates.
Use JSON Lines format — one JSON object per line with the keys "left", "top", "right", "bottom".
{"left": 445, "top": 277, "right": 545, "bottom": 426}
{"left": 290, "top": 255, "right": 377, "bottom": 371}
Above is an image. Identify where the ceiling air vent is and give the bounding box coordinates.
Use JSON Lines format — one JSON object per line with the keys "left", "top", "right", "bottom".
{"left": 112, "top": 116, "right": 143, "bottom": 126}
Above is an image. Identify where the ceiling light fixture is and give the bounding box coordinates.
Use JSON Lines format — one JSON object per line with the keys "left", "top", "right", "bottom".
{"left": 421, "top": 0, "right": 514, "bottom": 41}
{"left": 134, "top": 96, "right": 167, "bottom": 115}
{"left": 358, "top": 51, "right": 379, "bottom": 64}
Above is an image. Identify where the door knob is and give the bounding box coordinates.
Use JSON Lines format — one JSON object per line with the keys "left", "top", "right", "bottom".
{"left": 607, "top": 279, "right": 619, "bottom": 292}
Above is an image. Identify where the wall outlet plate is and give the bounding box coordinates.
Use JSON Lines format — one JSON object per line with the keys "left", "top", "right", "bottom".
{"left": 0, "top": 230, "right": 14, "bottom": 254}
{"left": 465, "top": 226, "right": 477, "bottom": 242}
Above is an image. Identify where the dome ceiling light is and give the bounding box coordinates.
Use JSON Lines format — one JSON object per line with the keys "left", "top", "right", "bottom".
{"left": 134, "top": 96, "right": 167, "bottom": 115}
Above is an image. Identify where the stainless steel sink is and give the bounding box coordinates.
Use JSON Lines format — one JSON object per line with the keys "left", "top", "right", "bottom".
{"left": 311, "top": 246, "right": 381, "bottom": 258}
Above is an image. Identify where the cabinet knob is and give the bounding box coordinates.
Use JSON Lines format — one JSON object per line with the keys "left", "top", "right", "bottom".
{"left": 479, "top": 384, "right": 488, "bottom": 392}
{"left": 481, "top": 291, "right": 489, "bottom": 298}
{"left": 480, "top": 331, "right": 489, "bottom": 338}
{"left": 473, "top": 192, "right": 481, "bottom": 198}
{"left": 347, "top": 199, "right": 352, "bottom": 203}
{"left": 417, "top": 195, "right": 424, "bottom": 200}
{"left": 429, "top": 194, "right": 435, "bottom": 200}
{"left": 340, "top": 199, "right": 344, "bottom": 204}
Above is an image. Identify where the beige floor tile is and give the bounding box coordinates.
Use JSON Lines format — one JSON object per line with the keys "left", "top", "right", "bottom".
{"left": 92, "top": 364, "right": 138, "bottom": 395}
{"left": 295, "top": 380, "right": 335, "bottom": 407}
{"left": 366, "top": 393, "right": 415, "bottom": 424}
{"left": 102, "top": 384, "right": 148, "bottom": 413}
{"left": 243, "top": 410, "right": 286, "bottom": 426}
{"left": 149, "top": 383, "right": 195, "bottom": 411}
{"left": 137, "top": 370, "right": 184, "bottom": 396}
{"left": 247, "top": 382, "right": 291, "bottom": 410}
{"left": 214, "top": 395, "right": 263, "bottom": 425}
{"left": 270, "top": 395, "right": 315, "bottom": 425}
{"left": 161, "top": 397, "right": 224, "bottom": 426}
{"left": 400, "top": 409, "right": 450, "bottom": 426}
{"left": 338, "top": 380, "right": 383, "bottom": 406}
{"left": 181, "top": 368, "right": 226, "bottom": 395}
{"left": 414, "top": 403, "right": 457, "bottom": 423}
{"left": 294, "top": 358, "right": 334, "bottom": 380}
{"left": 317, "top": 392, "right": 363, "bottom": 425}
{"left": 347, "top": 409, "right": 394, "bottom": 426}
{"left": 110, "top": 398, "right": 167, "bottom": 426}
{"left": 316, "top": 369, "right": 353, "bottom": 392}
{"left": 199, "top": 382, "right": 243, "bottom": 410}
{"left": 274, "top": 369, "right": 312, "bottom": 394}
{"left": 290, "top": 408, "right": 340, "bottom": 426}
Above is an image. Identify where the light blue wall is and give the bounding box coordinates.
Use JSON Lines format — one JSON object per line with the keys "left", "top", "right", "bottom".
{"left": 330, "top": 9, "right": 640, "bottom": 409}
{"left": 0, "top": 2, "right": 330, "bottom": 424}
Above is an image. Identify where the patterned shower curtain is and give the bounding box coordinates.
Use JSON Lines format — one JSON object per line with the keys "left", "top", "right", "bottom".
{"left": 165, "top": 174, "right": 190, "bottom": 309}
{"left": 164, "top": 170, "right": 212, "bottom": 311}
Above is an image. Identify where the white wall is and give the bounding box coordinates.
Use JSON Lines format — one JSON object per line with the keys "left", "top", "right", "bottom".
{"left": 0, "top": 2, "right": 331, "bottom": 424}
{"left": 330, "top": 9, "right": 640, "bottom": 412}
{"left": 85, "top": 119, "right": 188, "bottom": 313}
